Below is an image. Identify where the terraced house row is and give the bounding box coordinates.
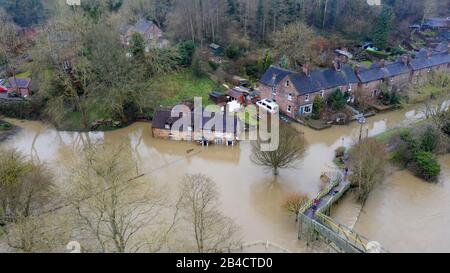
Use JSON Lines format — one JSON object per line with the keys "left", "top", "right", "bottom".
{"left": 259, "top": 45, "right": 450, "bottom": 119}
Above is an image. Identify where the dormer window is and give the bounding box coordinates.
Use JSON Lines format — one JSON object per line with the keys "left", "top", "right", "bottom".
{"left": 288, "top": 93, "right": 293, "bottom": 101}
{"left": 164, "top": 123, "right": 170, "bottom": 130}
{"left": 285, "top": 80, "right": 290, "bottom": 87}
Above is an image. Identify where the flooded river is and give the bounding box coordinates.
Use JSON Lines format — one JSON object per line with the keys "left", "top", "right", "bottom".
{"left": 1, "top": 106, "right": 449, "bottom": 252}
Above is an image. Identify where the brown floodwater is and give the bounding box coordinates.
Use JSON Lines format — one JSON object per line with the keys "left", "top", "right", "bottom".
{"left": 1, "top": 106, "right": 447, "bottom": 252}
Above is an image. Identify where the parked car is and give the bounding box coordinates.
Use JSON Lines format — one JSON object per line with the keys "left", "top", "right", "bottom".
{"left": 256, "top": 99, "right": 279, "bottom": 114}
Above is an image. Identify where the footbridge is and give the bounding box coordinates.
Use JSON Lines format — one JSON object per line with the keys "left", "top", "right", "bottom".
{"left": 298, "top": 176, "right": 388, "bottom": 253}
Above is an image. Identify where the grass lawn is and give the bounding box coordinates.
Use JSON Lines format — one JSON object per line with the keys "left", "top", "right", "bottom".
{"left": 409, "top": 85, "right": 446, "bottom": 104}
{"left": 0, "top": 120, "right": 12, "bottom": 131}
{"left": 375, "top": 127, "right": 410, "bottom": 143}
{"left": 360, "top": 60, "right": 373, "bottom": 67}
{"left": 57, "top": 103, "right": 112, "bottom": 131}
{"left": 16, "top": 71, "right": 32, "bottom": 78}
{"left": 149, "top": 69, "right": 219, "bottom": 107}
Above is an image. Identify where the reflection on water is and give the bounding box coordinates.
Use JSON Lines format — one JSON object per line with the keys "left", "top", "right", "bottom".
{"left": 2, "top": 106, "right": 448, "bottom": 252}
{"left": 349, "top": 155, "right": 450, "bottom": 253}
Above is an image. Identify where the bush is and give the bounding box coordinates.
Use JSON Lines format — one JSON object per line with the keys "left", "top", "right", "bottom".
{"left": 0, "top": 120, "right": 12, "bottom": 131}
{"left": 335, "top": 146, "right": 346, "bottom": 158}
{"left": 177, "top": 41, "right": 196, "bottom": 66}
{"left": 329, "top": 89, "right": 346, "bottom": 111}
{"left": 412, "top": 152, "right": 441, "bottom": 181}
{"left": 225, "top": 43, "right": 241, "bottom": 60}
{"left": 0, "top": 97, "right": 45, "bottom": 120}
{"left": 420, "top": 126, "right": 439, "bottom": 153}
{"left": 312, "top": 96, "right": 325, "bottom": 120}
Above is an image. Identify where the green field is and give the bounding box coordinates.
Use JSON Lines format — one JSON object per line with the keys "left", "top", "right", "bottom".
{"left": 149, "top": 69, "right": 218, "bottom": 107}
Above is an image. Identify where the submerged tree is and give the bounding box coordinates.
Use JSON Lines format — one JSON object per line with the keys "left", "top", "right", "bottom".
{"left": 69, "top": 144, "right": 173, "bottom": 253}
{"left": 179, "top": 174, "right": 241, "bottom": 253}
{"left": 282, "top": 193, "right": 309, "bottom": 222}
{"left": 0, "top": 149, "right": 54, "bottom": 225}
{"left": 349, "top": 139, "right": 388, "bottom": 202}
{"left": 251, "top": 124, "right": 305, "bottom": 176}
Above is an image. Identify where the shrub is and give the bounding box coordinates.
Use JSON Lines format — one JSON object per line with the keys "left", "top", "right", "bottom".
{"left": 0, "top": 120, "right": 12, "bottom": 131}
{"left": 420, "top": 126, "right": 439, "bottom": 153}
{"left": 312, "top": 96, "right": 325, "bottom": 120}
{"left": 177, "top": 41, "right": 196, "bottom": 66}
{"left": 412, "top": 152, "right": 441, "bottom": 181}
{"left": 329, "top": 89, "right": 346, "bottom": 111}
{"left": 225, "top": 43, "right": 241, "bottom": 60}
{"left": 0, "top": 97, "right": 45, "bottom": 120}
{"left": 335, "top": 146, "right": 346, "bottom": 158}
{"left": 282, "top": 193, "right": 309, "bottom": 221}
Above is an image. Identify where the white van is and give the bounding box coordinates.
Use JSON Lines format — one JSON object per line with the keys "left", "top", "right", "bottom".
{"left": 256, "top": 99, "right": 279, "bottom": 114}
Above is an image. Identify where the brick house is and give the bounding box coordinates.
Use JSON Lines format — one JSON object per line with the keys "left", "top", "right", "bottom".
{"left": 152, "top": 108, "right": 238, "bottom": 145}
{"left": 121, "top": 19, "right": 169, "bottom": 51}
{"left": 356, "top": 58, "right": 411, "bottom": 97}
{"left": 8, "top": 77, "right": 32, "bottom": 97}
{"left": 409, "top": 50, "right": 450, "bottom": 85}
{"left": 259, "top": 64, "right": 359, "bottom": 119}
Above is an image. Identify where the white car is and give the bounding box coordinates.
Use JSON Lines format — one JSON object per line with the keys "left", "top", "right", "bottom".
{"left": 256, "top": 99, "right": 279, "bottom": 114}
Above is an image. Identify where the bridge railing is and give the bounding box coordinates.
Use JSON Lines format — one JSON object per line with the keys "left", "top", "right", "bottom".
{"left": 299, "top": 176, "right": 342, "bottom": 214}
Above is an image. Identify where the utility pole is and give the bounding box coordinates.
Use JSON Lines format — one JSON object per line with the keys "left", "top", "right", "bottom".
{"left": 357, "top": 115, "right": 366, "bottom": 191}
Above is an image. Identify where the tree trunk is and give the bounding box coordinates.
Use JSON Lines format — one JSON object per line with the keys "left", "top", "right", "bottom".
{"left": 323, "top": 0, "right": 329, "bottom": 29}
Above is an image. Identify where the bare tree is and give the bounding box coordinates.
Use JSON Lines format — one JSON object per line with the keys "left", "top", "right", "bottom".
{"left": 179, "top": 174, "right": 241, "bottom": 253}
{"left": 272, "top": 22, "right": 315, "bottom": 68}
{"left": 282, "top": 193, "right": 309, "bottom": 222}
{"left": 3, "top": 214, "right": 70, "bottom": 253}
{"left": 349, "top": 139, "right": 388, "bottom": 202}
{"left": 0, "top": 149, "right": 54, "bottom": 225}
{"left": 251, "top": 124, "right": 306, "bottom": 176}
{"left": 68, "top": 143, "right": 173, "bottom": 253}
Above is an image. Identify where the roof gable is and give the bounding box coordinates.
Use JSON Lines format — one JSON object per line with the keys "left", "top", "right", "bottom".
{"left": 259, "top": 66, "right": 294, "bottom": 87}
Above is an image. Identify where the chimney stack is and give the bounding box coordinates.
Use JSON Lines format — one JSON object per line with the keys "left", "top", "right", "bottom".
{"left": 379, "top": 59, "right": 385, "bottom": 68}
{"left": 401, "top": 55, "right": 410, "bottom": 66}
{"left": 427, "top": 47, "right": 433, "bottom": 58}
{"left": 333, "top": 57, "right": 341, "bottom": 71}
{"left": 271, "top": 73, "right": 277, "bottom": 83}
{"left": 302, "top": 63, "right": 311, "bottom": 77}
{"left": 354, "top": 65, "right": 361, "bottom": 75}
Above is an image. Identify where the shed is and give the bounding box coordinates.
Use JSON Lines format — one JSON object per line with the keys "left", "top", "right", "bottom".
{"left": 209, "top": 91, "right": 227, "bottom": 104}
{"left": 8, "top": 77, "right": 32, "bottom": 97}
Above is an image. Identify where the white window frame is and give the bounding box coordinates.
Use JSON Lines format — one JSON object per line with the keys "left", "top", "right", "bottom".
{"left": 320, "top": 90, "right": 325, "bottom": 98}
{"left": 285, "top": 80, "right": 290, "bottom": 87}
{"left": 305, "top": 94, "right": 310, "bottom": 102}
{"left": 287, "top": 105, "right": 292, "bottom": 113}
{"left": 304, "top": 105, "right": 312, "bottom": 114}
{"left": 288, "top": 93, "right": 293, "bottom": 101}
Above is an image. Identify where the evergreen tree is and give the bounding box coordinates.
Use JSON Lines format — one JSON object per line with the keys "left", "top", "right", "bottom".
{"left": 0, "top": 0, "right": 44, "bottom": 27}
{"left": 372, "top": 6, "right": 394, "bottom": 50}
{"left": 256, "top": 0, "right": 265, "bottom": 41}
